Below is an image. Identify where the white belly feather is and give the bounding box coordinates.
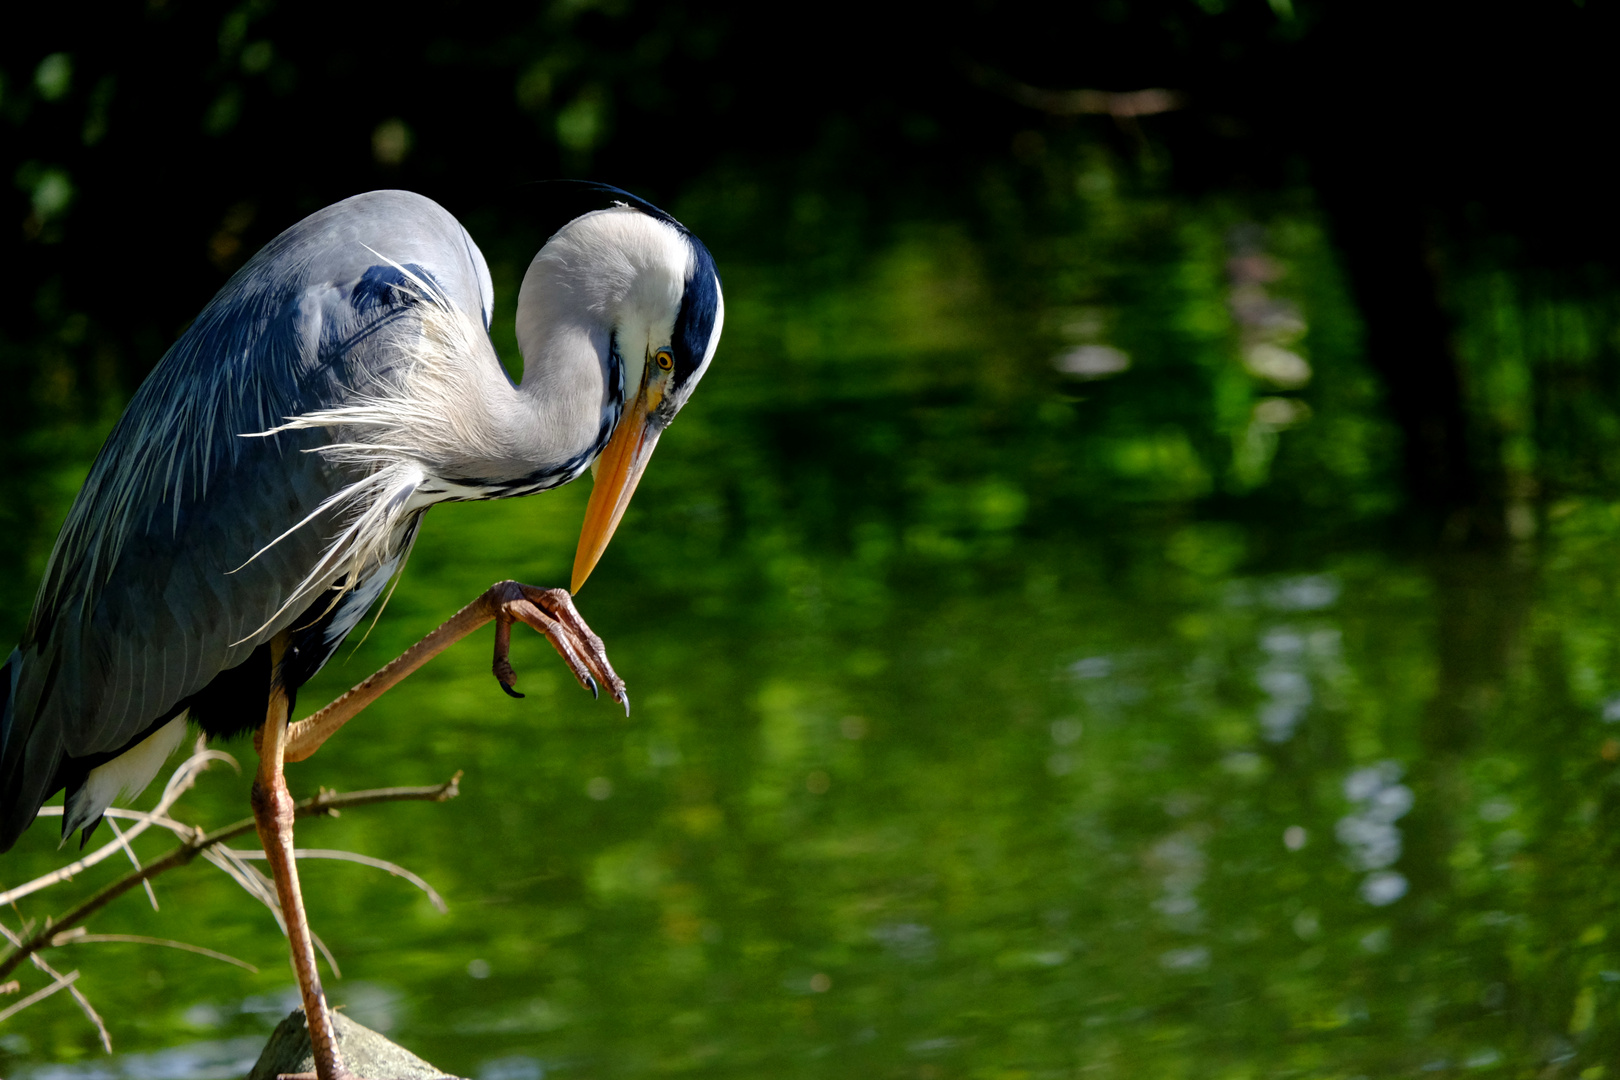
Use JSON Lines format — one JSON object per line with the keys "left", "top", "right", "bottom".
{"left": 76, "top": 712, "right": 190, "bottom": 834}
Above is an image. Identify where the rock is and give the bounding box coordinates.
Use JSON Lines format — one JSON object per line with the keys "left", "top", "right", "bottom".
{"left": 247, "top": 1009, "right": 466, "bottom": 1080}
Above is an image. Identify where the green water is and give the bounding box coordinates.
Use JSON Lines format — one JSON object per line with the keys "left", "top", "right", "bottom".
{"left": 7, "top": 171, "right": 1620, "bottom": 1077}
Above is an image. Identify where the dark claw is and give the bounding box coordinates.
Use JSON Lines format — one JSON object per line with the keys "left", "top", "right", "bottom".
{"left": 585, "top": 675, "right": 598, "bottom": 699}
{"left": 621, "top": 689, "right": 631, "bottom": 718}
{"left": 499, "top": 681, "right": 525, "bottom": 700}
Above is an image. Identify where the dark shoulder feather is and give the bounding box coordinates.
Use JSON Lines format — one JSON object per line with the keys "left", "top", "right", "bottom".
{"left": 0, "top": 190, "right": 492, "bottom": 852}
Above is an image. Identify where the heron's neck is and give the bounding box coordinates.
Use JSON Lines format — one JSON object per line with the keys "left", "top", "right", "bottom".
{"left": 510, "top": 206, "right": 689, "bottom": 476}
{"left": 371, "top": 298, "right": 615, "bottom": 497}
{"left": 508, "top": 313, "right": 621, "bottom": 477}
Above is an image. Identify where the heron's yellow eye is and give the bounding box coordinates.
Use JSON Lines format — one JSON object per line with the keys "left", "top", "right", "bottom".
{"left": 655, "top": 349, "right": 674, "bottom": 372}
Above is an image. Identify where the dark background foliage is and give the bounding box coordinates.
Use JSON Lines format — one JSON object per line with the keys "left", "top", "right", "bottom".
{"left": 7, "top": 4, "right": 1620, "bottom": 1072}
{"left": 4, "top": 0, "right": 1616, "bottom": 530}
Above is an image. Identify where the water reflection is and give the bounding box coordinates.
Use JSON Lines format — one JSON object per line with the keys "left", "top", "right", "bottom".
{"left": 1255, "top": 628, "right": 1315, "bottom": 742}
{"left": 10, "top": 1037, "right": 262, "bottom": 1079}
{"left": 7, "top": 166, "right": 1620, "bottom": 1077}
{"left": 1338, "top": 762, "right": 1413, "bottom": 906}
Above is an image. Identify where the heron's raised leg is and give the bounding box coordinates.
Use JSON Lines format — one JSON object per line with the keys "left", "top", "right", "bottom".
{"left": 284, "top": 580, "right": 623, "bottom": 764}
{"left": 253, "top": 653, "right": 351, "bottom": 1080}
{"left": 258, "top": 582, "right": 617, "bottom": 1078}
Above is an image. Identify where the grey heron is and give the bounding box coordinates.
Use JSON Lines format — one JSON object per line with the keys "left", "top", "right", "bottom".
{"left": 0, "top": 183, "right": 723, "bottom": 1077}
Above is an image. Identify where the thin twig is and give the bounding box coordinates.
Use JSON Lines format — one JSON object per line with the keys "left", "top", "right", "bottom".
{"left": 204, "top": 845, "right": 288, "bottom": 934}
{"left": 0, "top": 969, "right": 79, "bottom": 1023}
{"left": 228, "top": 848, "right": 448, "bottom": 912}
{"left": 222, "top": 856, "right": 343, "bottom": 976}
{"left": 202, "top": 842, "right": 346, "bottom": 977}
{"left": 965, "top": 63, "right": 1185, "bottom": 117}
{"left": 49, "top": 928, "right": 259, "bottom": 973}
{"left": 311, "top": 927, "right": 341, "bottom": 980}
{"left": 106, "top": 818, "right": 159, "bottom": 911}
{"left": 0, "top": 921, "right": 111, "bottom": 1050}
{"left": 36, "top": 805, "right": 199, "bottom": 835}
{"left": 59, "top": 963, "right": 112, "bottom": 1052}
{"left": 0, "top": 773, "right": 461, "bottom": 983}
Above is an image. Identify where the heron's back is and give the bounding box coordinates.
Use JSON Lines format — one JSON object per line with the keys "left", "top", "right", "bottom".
{"left": 0, "top": 191, "right": 498, "bottom": 852}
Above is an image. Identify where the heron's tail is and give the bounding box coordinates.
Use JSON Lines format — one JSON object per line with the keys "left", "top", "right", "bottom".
{"left": 0, "top": 646, "right": 26, "bottom": 852}
{"left": 0, "top": 648, "right": 13, "bottom": 757}
{"left": 0, "top": 646, "right": 58, "bottom": 854}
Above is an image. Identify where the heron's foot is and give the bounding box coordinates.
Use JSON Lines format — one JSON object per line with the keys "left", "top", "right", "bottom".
{"left": 490, "top": 581, "right": 628, "bottom": 715}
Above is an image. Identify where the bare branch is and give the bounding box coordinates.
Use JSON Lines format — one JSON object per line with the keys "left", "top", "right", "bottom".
{"left": 0, "top": 772, "right": 461, "bottom": 983}
{"left": 0, "top": 969, "right": 79, "bottom": 1024}
{"left": 35, "top": 806, "right": 201, "bottom": 838}
{"left": 966, "top": 63, "right": 1185, "bottom": 117}
{"left": 312, "top": 927, "right": 341, "bottom": 980}
{"left": 228, "top": 848, "right": 448, "bottom": 912}
{"left": 0, "top": 745, "right": 234, "bottom": 908}
{"left": 0, "top": 917, "right": 113, "bottom": 1050}
{"left": 202, "top": 845, "right": 287, "bottom": 934}
{"left": 50, "top": 927, "right": 259, "bottom": 973}
{"left": 64, "top": 972, "right": 113, "bottom": 1053}
{"left": 106, "top": 818, "right": 159, "bottom": 911}
{"left": 202, "top": 853, "right": 338, "bottom": 975}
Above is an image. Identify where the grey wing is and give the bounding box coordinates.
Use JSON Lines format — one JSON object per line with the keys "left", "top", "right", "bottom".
{"left": 0, "top": 190, "right": 496, "bottom": 850}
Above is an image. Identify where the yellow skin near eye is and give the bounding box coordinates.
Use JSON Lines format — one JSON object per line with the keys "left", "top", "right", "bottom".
{"left": 655, "top": 349, "right": 674, "bottom": 371}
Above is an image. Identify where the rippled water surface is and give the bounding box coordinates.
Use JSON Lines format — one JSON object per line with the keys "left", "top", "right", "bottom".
{"left": 7, "top": 172, "right": 1620, "bottom": 1077}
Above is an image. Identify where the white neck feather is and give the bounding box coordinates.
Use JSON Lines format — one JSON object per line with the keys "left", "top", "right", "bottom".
{"left": 514, "top": 208, "right": 692, "bottom": 459}
{"left": 234, "top": 208, "right": 696, "bottom": 635}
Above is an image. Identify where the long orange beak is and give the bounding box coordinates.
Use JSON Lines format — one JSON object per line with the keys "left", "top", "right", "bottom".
{"left": 571, "top": 383, "right": 663, "bottom": 593}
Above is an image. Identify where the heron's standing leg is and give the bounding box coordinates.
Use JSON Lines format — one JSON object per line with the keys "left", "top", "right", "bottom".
{"left": 253, "top": 583, "right": 617, "bottom": 1077}
{"left": 253, "top": 639, "right": 350, "bottom": 1080}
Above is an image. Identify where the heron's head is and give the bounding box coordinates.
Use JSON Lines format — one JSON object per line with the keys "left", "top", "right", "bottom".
{"left": 546, "top": 203, "right": 724, "bottom": 593}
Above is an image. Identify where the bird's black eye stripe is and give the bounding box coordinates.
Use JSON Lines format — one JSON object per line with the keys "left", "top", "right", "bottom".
{"left": 671, "top": 238, "right": 720, "bottom": 381}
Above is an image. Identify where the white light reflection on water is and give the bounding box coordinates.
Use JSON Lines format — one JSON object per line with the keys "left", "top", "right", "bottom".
{"left": 1055, "top": 344, "right": 1132, "bottom": 380}
{"left": 1258, "top": 574, "right": 1340, "bottom": 612}
{"left": 1069, "top": 656, "right": 1112, "bottom": 679}
{"left": 1337, "top": 762, "right": 1413, "bottom": 907}
{"left": 8, "top": 1037, "right": 263, "bottom": 1080}
{"left": 1222, "top": 573, "right": 1347, "bottom": 747}
{"left": 1048, "top": 718, "right": 1083, "bottom": 775}
{"left": 1149, "top": 829, "right": 1208, "bottom": 933}
{"left": 871, "top": 921, "right": 936, "bottom": 963}
{"left": 1159, "top": 946, "right": 1210, "bottom": 972}
{"left": 1256, "top": 628, "right": 1313, "bottom": 743}
{"left": 477, "top": 1056, "right": 546, "bottom": 1080}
